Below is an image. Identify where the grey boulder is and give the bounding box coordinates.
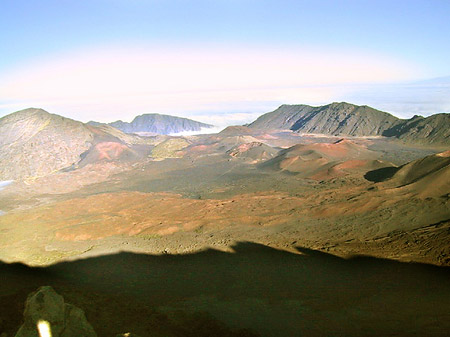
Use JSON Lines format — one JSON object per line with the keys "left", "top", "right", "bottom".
{"left": 15, "top": 286, "right": 96, "bottom": 337}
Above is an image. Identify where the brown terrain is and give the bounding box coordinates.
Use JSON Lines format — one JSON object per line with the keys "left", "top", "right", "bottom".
{"left": 0, "top": 106, "right": 449, "bottom": 336}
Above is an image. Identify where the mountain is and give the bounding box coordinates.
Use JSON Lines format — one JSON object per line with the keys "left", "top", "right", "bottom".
{"left": 249, "top": 102, "right": 450, "bottom": 144}
{"left": 0, "top": 108, "right": 149, "bottom": 180}
{"left": 90, "top": 113, "right": 214, "bottom": 135}
{"left": 383, "top": 113, "right": 450, "bottom": 145}
{"left": 248, "top": 102, "right": 398, "bottom": 135}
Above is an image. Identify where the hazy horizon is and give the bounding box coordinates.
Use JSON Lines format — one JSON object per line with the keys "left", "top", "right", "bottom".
{"left": 1, "top": 0, "right": 449, "bottom": 124}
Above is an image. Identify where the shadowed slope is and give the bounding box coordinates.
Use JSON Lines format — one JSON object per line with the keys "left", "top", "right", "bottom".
{"left": 0, "top": 243, "right": 449, "bottom": 337}
{"left": 383, "top": 113, "right": 450, "bottom": 145}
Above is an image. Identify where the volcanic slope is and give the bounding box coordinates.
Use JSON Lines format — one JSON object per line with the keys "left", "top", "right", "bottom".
{"left": 383, "top": 113, "right": 450, "bottom": 145}
{"left": 0, "top": 108, "right": 152, "bottom": 180}
{"left": 369, "top": 150, "right": 450, "bottom": 198}
{"left": 90, "top": 113, "right": 213, "bottom": 135}
{"left": 0, "top": 144, "right": 448, "bottom": 267}
{"left": 0, "top": 127, "right": 448, "bottom": 269}
{"left": 226, "top": 142, "right": 279, "bottom": 163}
{"left": 260, "top": 138, "right": 392, "bottom": 179}
{"left": 249, "top": 102, "right": 450, "bottom": 144}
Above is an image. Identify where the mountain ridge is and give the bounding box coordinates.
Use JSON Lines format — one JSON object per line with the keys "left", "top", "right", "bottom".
{"left": 0, "top": 108, "right": 150, "bottom": 180}
{"left": 248, "top": 102, "right": 450, "bottom": 144}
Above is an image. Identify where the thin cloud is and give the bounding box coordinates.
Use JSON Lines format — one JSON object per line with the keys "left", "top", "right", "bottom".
{"left": 0, "top": 45, "right": 417, "bottom": 122}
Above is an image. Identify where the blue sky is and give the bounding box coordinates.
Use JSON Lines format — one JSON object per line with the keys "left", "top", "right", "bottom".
{"left": 1, "top": 0, "right": 449, "bottom": 124}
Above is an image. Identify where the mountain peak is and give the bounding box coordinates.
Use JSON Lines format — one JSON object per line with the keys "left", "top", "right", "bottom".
{"left": 16, "top": 107, "right": 48, "bottom": 114}
{"left": 1, "top": 107, "right": 50, "bottom": 120}
{"left": 329, "top": 101, "right": 354, "bottom": 107}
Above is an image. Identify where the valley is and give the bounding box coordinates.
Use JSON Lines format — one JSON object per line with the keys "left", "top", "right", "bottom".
{"left": 0, "top": 103, "right": 449, "bottom": 336}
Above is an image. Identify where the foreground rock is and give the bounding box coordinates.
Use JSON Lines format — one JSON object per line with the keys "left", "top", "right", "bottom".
{"left": 15, "top": 286, "right": 96, "bottom": 337}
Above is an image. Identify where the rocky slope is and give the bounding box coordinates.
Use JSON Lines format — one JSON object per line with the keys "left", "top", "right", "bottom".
{"left": 248, "top": 102, "right": 398, "bottom": 135}
{"left": 249, "top": 102, "right": 450, "bottom": 144}
{"left": 383, "top": 113, "right": 450, "bottom": 145}
{"left": 91, "top": 113, "right": 213, "bottom": 135}
{"left": 0, "top": 108, "right": 149, "bottom": 181}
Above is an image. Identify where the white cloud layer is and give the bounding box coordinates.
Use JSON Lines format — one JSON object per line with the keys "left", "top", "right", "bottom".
{"left": 169, "top": 126, "right": 226, "bottom": 137}
{"left": 0, "top": 45, "right": 422, "bottom": 123}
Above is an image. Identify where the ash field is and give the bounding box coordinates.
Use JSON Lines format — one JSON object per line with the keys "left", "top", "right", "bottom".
{"left": 0, "top": 103, "right": 449, "bottom": 336}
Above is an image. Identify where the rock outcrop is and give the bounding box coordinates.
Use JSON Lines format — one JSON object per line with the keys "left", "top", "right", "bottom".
{"left": 15, "top": 286, "right": 96, "bottom": 337}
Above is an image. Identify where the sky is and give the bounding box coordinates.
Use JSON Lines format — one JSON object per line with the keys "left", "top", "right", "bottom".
{"left": 0, "top": 0, "right": 449, "bottom": 125}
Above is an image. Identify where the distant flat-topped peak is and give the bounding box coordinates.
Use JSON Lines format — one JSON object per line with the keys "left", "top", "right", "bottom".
{"left": 91, "top": 112, "right": 214, "bottom": 135}
{"left": 135, "top": 113, "right": 164, "bottom": 117}
{"left": 278, "top": 103, "right": 311, "bottom": 108}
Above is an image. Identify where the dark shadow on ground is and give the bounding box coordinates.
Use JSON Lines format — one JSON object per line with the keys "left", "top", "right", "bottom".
{"left": 364, "top": 166, "right": 399, "bottom": 182}
{"left": 1, "top": 242, "right": 449, "bottom": 337}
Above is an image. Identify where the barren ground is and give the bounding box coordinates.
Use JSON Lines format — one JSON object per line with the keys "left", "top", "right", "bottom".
{"left": 0, "top": 134, "right": 449, "bottom": 336}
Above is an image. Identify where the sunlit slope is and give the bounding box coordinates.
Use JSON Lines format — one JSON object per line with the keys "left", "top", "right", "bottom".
{"left": 227, "top": 142, "right": 279, "bottom": 163}
{"left": 380, "top": 150, "right": 450, "bottom": 198}
{"left": 0, "top": 108, "right": 151, "bottom": 180}
{"left": 260, "top": 139, "right": 391, "bottom": 179}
